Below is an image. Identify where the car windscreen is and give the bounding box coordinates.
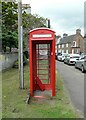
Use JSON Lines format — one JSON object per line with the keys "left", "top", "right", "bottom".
{"left": 70, "top": 56, "right": 80, "bottom": 58}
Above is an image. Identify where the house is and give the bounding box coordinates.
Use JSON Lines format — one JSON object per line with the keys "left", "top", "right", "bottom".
{"left": 22, "top": 4, "right": 31, "bottom": 14}
{"left": 57, "top": 29, "right": 84, "bottom": 54}
{"left": 55, "top": 35, "right": 61, "bottom": 54}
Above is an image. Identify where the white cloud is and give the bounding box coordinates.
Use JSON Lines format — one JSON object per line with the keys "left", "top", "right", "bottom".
{"left": 22, "top": 0, "right": 85, "bottom": 36}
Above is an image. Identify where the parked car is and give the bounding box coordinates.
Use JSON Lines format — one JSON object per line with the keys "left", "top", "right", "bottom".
{"left": 57, "top": 53, "right": 68, "bottom": 61}
{"left": 56, "top": 52, "right": 61, "bottom": 60}
{"left": 75, "top": 55, "right": 86, "bottom": 72}
{"left": 64, "top": 54, "right": 80, "bottom": 65}
{"left": 55, "top": 53, "right": 57, "bottom": 60}
{"left": 80, "top": 53, "right": 86, "bottom": 57}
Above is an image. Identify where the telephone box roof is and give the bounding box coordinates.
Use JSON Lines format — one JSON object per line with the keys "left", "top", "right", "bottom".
{"left": 29, "top": 27, "right": 55, "bottom": 33}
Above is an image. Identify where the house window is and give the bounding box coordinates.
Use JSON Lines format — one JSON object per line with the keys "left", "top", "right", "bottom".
{"left": 66, "top": 43, "right": 68, "bottom": 47}
{"left": 72, "top": 41, "right": 76, "bottom": 47}
{"left": 72, "top": 49, "right": 74, "bottom": 54}
{"left": 76, "top": 49, "right": 79, "bottom": 53}
{"left": 66, "top": 50, "right": 68, "bottom": 54}
{"left": 62, "top": 44, "right": 64, "bottom": 48}
{"left": 58, "top": 50, "right": 61, "bottom": 53}
{"left": 58, "top": 45, "right": 60, "bottom": 48}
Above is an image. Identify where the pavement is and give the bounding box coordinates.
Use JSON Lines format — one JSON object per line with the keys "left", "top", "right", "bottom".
{"left": 56, "top": 60, "right": 84, "bottom": 115}
{"left": 34, "top": 90, "right": 52, "bottom": 98}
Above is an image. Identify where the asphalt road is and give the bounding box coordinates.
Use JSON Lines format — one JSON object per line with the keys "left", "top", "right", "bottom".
{"left": 56, "top": 60, "right": 84, "bottom": 114}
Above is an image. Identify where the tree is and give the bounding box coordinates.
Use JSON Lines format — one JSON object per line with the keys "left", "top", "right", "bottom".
{"left": 22, "top": 12, "right": 47, "bottom": 49}
{"left": 2, "top": 2, "right": 18, "bottom": 30}
{"left": 2, "top": 2, "right": 18, "bottom": 52}
{"left": 2, "top": 2, "right": 47, "bottom": 52}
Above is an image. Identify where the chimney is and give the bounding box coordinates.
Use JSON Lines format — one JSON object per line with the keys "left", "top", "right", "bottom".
{"left": 76, "top": 29, "right": 81, "bottom": 35}
{"left": 63, "top": 33, "right": 68, "bottom": 38}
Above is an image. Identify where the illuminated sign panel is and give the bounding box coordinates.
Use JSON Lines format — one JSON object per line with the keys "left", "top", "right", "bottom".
{"left": 33, "top": 34, "right": 52, "bottom": 38}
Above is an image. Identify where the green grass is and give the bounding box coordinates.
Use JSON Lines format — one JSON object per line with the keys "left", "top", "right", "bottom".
{"left": 0, "top": 71, "right": 2, "bottom": 119}
{"left": 2, "top": 64, "right": 80, "bottom": 118}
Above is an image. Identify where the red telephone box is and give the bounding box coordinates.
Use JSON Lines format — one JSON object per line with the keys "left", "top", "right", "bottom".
{"left": 29, "top": 28, "right": 56, "bottom": 97}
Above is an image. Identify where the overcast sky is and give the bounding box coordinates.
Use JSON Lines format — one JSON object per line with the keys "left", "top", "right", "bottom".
{"left": 22, "top": 0, "right": 85, "bottom": 36}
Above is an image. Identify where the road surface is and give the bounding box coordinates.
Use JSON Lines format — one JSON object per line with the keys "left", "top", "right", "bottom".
{"left": 56, "top": 60, "right": 84, "bottom": 115}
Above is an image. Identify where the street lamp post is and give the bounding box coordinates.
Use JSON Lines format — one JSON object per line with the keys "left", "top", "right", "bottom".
{"left": 18, "top": 1, "right": 24, "bottom": 89}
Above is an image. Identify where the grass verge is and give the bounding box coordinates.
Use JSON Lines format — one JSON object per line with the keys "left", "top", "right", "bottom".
{"left": 2, "top": 64, "right": 80, "bottom": 118}
{"left": 0, "top": 71, "right": 2, "bottom": 119}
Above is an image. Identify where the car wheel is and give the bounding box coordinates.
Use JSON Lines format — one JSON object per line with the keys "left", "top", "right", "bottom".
{"left": 81, "top": 65, "right": 85, "bottom": 73}
{"left": 64, "top": 60, "right": 65, "bottom": 64}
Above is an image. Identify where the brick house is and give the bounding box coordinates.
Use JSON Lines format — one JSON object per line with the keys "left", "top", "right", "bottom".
{"left": 57, "top": 29, "right": 84, "bottom": 54}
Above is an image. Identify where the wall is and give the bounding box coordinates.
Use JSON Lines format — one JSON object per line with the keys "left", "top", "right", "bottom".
{"left": 0, "top": 52, "right": 18, "bottom": 71}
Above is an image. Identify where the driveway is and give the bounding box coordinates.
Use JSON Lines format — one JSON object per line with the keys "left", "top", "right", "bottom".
{"left": 56, "top": 60, "right": 84, "bottom": 115}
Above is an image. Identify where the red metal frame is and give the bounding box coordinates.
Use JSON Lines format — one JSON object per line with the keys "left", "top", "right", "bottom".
{"left": 29, "top": 28, "right": 56, "bottom": 97}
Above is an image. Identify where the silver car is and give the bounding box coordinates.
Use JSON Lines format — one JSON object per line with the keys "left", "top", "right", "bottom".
{"left": 64, "top": 54, "right": 80, "bottom": 65}
{"left": 75, "top": 55, "right": 86, "bottom": 73}
{"left": 57, "top": 53, "right": 68, "bottom": 61}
